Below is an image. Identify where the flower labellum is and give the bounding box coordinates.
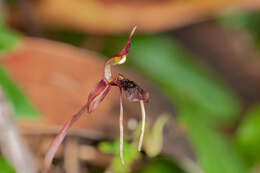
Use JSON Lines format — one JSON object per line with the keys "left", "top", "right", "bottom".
{"left": 113, "top": 74, "right": 149, "bottom": 103}
{"left": 44, "top": 26, "right": 149, "bottom": 172}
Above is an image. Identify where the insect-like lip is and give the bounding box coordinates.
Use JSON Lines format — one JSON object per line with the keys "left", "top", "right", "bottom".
{"left": 86, "top": 75, "right": 149, "bottom": 114}
{"left": 113, "top": 75, "right": 149, "bottom": 103}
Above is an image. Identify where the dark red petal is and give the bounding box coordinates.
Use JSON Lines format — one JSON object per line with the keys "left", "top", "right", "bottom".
{"left": 87, "top": 85, "right": 111, "bottom": 113}
{"left": 86, "top": 79, "right": 109, "bottom": 112}
{"left": 87, "top": 79, "right": 108, "bottom": 104}
{"left": 112, "top": 26, "right": 136, "bottom": 57}
{"left": 86, "top": 79, "right": 111, "bottom": 112}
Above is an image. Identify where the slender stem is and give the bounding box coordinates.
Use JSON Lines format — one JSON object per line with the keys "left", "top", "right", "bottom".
{"left": 138, "top": 100, "right": 146, "bottom": 151}
{"left": 0, "top": 89, "right": 37, "bottom": 173}
{"left": 119, "top": 88, "right": 125, "bottom": 165}
{"left": 44, "top": 103, "right": 88, "bottom": 172}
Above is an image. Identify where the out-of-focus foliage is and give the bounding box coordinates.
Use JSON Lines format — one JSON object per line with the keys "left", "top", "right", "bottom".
{"left": 0, "top": 16, "right": 20, "bottom": 54}
{"left": 48, "top": 29, "right": 87, "bottom": 47}
{"left": 0, "top": 67, "right": 39, "bottom": 118}
{"left": 99, "top": 139, "right": 140, "bottom": 173}
{"left": 131, "top": 36, "right": 247, "bottom": 173}
{"left": 0, "top": 17, "right": 39, "bottom": 118}
{"left": 0, "top": 157, "right": 15, "bottom": 173}
{"left": 102, "top": 35, "right": 247, "bottom": 173}
{"left": 220, "top": 12, "right": 260, "bottom": 47}
{"left": 181, "top": 103, "right": 247, "bottom": 173}
{"left": 137, "top": 157, "right": 185, "bottom": 173}
{"left": 99, "top": 114, "right": 169, "bottom": 173}
{"left": 236, "top": 105, "right": 260, "bottom": 166}
{"left": 99, "top": 138, "right": 185, "bottom": 173}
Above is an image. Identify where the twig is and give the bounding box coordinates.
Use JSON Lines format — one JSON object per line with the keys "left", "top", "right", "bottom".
{"left": 78, "top": 145, "right": 113, "bottom": 167}
{"left": 20, "top": 122, "right": 105, "bottom": 140}
{"left": 64, "top": 138, "right": 80, "bottom": 173}
{"left": 0, "top": 88, "right": 37, "bottom": 173}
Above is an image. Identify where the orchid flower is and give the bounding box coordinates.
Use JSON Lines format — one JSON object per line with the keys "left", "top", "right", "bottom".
{"left": 44, "top": 26, "right": 149, "bottom": 171}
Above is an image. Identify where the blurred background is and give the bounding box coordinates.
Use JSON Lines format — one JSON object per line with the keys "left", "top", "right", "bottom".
{"left": 1, "top": 0, "right": 260, "bottom": 172}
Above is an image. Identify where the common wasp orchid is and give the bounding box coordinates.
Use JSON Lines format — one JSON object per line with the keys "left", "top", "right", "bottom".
{"left": 44, "top": 26, "right": 149, "bottom": 171}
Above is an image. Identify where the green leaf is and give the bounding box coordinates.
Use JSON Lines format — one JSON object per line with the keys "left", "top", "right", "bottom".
{"left": 236, "top": 105, "right": 260, "bottom": 166}
{"left": 220, "top": 12, "right": 260, "bottom": 47}
{"left": 180, "top": 103, "right": 248, "bottom": 173}
{"left": 48, "top": 29, "right": 87, "bottom": 47}
{"left": 0, "top": 16, "right": 3, "bottom": 26}
{"left": 0, "top": 157, "right": 16, "bottom": 173}
{"left": 137, "top": 156, "right": 185, "bottom": 173}
{"left": 99, "top": 139, "right": 140, "bottom": 173}
{"left": 0, "top": 15, "right": 20, "bottom": 54}
{"left": 0, "top": 66, "right": 39, "bottom": 118}
{"left": 130, "top": 35, "right": 240, "bottom": 121}
{"left": 0, "top": 15, "right": 37, "bottom": 118}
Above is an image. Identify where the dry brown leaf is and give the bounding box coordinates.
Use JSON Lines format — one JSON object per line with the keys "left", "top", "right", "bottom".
{"left": 1, "top": 37, "right": 126, "bottom": 137}
{"left": 11, "top": 0, "right": 260, "bottom": 34}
